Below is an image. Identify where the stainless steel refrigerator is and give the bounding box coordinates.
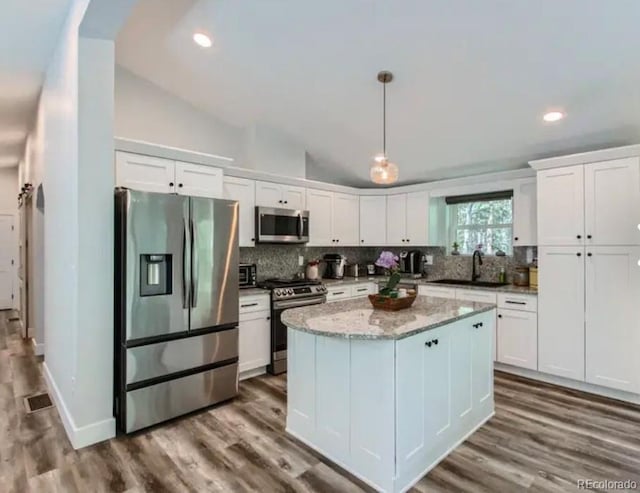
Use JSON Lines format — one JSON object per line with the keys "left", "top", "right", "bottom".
{"left": 114, "top": 189, "right": 239, "bottom": 433}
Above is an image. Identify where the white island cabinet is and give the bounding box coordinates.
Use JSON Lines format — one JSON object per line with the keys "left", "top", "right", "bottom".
{"left": 283, "top": 297, "right": 495, "bottom": 493}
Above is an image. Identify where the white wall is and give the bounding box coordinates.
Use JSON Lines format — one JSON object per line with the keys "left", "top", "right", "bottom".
{"left": 0, "top": 167, "right": 18, "bottom": 211}
{"left": 243, "top": 123, "right": 306, "bottom": 178}
{"left": 24, "top": 0, "right": 131, "bottom": 449}
{"left": 115, "top": 66, "right": 243, "bottom": 159}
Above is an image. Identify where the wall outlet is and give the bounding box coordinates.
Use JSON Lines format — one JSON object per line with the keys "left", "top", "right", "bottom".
{"left": 424, "top": 255, "right": 434, "bottom": 266}
{"left": 298, "top": 255, "right": 304, "bottom": 266}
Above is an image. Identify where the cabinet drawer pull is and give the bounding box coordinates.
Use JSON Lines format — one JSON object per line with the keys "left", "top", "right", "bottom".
{"left": 472, "top": 322, "right": 484, "bottom": 329}
{"left": 241, "top": 302, "right": 259, "bottom": 308}
{"left": 433, "top": 339, "right": 438, "bottom": 345}
{"left": 505, "top": 300, "right": 526, "bottom": 305}
{"left": 332, "top": 291, "right": 345, "bottom": 295}
{"left": 356, "top": 288, "right": 367, "bottom": 292}
{"left": 425, "top": 341, "right": 432, "bottom": 347}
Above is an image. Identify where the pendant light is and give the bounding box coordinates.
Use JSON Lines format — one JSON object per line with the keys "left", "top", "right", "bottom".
{"left": 370, "top": 70, "right": 399, "bottom": 185}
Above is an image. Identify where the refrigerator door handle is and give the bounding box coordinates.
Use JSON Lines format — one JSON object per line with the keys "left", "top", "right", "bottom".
{"left": 190, "top": 217, "right": 199, "bottom": 308}
{"left": 182, "top": 216, "right": 190, "bottom": 309}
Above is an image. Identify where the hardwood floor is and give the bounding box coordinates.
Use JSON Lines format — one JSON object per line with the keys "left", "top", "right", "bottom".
{"left": 2, "top": 310, "right": 640, "bottom": 492}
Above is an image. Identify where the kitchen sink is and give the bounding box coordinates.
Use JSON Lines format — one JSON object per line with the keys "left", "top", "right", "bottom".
{"left": 429, "top": 279, "right": 509, "bottom": 288}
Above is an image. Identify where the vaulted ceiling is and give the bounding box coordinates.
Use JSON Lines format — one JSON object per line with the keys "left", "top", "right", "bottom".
{"left": 0, "top": 0, "right": 72, "bottom": 168}
{"left": 116, "top": 0, "right": 640, "bottom": 186}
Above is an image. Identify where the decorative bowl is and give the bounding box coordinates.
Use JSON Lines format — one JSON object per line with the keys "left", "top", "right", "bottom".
{"left": 368, "top": 293, "right": 417, "bottom": 311}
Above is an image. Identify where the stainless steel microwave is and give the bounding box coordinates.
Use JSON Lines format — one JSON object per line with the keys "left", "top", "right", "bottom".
{"left": 255, "top": 207, "right": 309, "bottom": 244}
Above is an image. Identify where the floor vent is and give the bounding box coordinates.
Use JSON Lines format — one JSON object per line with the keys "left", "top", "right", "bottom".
{"left": 24, "top": 392, "right": 54, "bottom": 413}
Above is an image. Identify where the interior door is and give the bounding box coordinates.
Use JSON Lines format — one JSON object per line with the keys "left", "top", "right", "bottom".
{"left": 122, "top": 190, "right": 189, "bottom": 341}
{"left": 537, "top": 166, "right": 584, "bottom": 246}
{"left": 537, "top": 246, "right": 585, "bottom": 381}
{"left": 585, "top": 246, "right": 640, "bottom": 393}
{"left": 0, "top": 214, "right": 15, "bottom": 309}
{"left": 584, "top": 157, "right": 640, "bottom": 246}
{"left": 189, "top": 197, "right": 239, "bottom": 331}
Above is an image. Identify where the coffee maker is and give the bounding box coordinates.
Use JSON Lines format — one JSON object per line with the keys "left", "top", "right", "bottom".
{"left": 399, "top": 250, "right": 423, "bottom": 276}
{"left": 323, "top": 253, "right": 347, "bottom": 279}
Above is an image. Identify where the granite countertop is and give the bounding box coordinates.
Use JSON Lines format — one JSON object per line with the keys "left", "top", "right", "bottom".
{"left": 281, "top": 296, "right": 495, "bottom": 340}
{"left": 322, "top": 276, "right": 537, "bottom": 295}
{"left": 239, "top": 287, "right": 270, "bottom": 297}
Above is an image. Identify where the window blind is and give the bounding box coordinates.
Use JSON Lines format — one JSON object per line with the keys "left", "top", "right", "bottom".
{"left": 444, "top": 190, "right": 513, "bottom": 205}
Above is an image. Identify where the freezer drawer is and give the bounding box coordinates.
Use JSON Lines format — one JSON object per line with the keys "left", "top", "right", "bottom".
{"left": 125, "top": 363, "right": 239, "bottom": 433}
{"left": 126, "top": 328, "right": 238, "bottom": 385}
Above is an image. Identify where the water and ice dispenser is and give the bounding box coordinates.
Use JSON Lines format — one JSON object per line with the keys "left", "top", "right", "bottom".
{"left": 140, "top": 254, "right": 172, "bottom": 296}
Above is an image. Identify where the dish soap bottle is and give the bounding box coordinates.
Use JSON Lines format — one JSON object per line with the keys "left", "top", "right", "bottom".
{"left": 498, "top": 267, "right": 506, "bottom": 284}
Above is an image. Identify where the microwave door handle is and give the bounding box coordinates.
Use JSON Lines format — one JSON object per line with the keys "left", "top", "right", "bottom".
{"left": 190, "top": 218, "right": 199, "bottom": 308}
{"left": 298, "top": 213, "right": 303, "bottom": 239}
{"left": 182, "top": 216, "right": 189, "bottom": 309}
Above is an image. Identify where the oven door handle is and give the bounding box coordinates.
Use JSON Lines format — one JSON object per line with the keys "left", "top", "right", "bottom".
{"left": 274, "top": 297, "right": 326, "bottom": 310}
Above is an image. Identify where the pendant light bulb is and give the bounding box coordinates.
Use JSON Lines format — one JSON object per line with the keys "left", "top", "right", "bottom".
{"left": 370, "top": 71, "right": 398, "bottom": 185}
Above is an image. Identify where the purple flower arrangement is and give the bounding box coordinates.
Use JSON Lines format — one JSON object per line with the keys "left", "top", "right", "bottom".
{"left": 375, "top": 251, "right": 402, "bottom": 296}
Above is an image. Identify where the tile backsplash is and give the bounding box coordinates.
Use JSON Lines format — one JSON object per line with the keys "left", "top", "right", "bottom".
{"left": 240, "top": 244, "right": 537, "bottom": 283}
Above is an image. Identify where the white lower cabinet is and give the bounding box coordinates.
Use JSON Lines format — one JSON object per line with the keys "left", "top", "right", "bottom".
{"left": 287, "top": 310, "right": 495, "bottom": 493}
{"left": 497, "top": 309, "right": 537, "bottom": 370}
{"left": 418, "top": 285, "right": 456, "bottom": 299}
{"left": 238, "top": 295, "right": 271, "bottom": 379}
{"left": 585, "top": 246, "right": 640, "bottom": 393}
{"left": 538, "top": 246, "right": 585, "bottom": 381}
{"left": 326, "top": 283, "right": 376, "bottom": 303}
{"left": 455, "top": 289, "right": 498, "bottom": 362}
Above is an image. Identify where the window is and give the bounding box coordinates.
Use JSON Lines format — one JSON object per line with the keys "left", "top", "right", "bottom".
{"left": 446, "top": 191, "right": 513, "bottom": 255}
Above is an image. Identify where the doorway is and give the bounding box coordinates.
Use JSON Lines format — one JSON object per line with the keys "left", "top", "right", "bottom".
{"left": 0, "top": 213, "right": 16, "bottom": 310}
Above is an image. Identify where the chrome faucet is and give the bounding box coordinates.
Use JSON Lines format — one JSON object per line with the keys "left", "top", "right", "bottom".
{"left": 472, "top": 250, "right": 483, "bottom": 282}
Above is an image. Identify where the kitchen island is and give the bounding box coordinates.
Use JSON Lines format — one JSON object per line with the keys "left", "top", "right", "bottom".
{"left": 282, "top": 296, "right": 496, "bottom": 493}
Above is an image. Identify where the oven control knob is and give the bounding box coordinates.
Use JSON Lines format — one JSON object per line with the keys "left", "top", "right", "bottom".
{"left": 275, "top": 289, "right": 281, "bottom": 296}
{"left": 287, "top": 288, "right": 293, "bottom": 295}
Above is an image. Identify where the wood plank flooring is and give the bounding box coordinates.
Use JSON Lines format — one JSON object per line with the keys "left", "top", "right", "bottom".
{"left": 2, "top": 310, "right": 640, "bottom": 492}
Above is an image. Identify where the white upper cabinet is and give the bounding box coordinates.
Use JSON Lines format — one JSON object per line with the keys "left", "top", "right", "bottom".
{"left": 386, "top": 192, "right": 429, "bottom": 245}
{"left": 306, "top": 189, "right": 359, "bottom": 246}
{"left": 406, "top": 191, "right": 430, "bottom": 246}
{"left": 386, "top": 194, "right": 407, "bottom": 245}
{"left": 256, "top": 181, "right": 306, "bottom": 209}
{"left": 116, "top": 152, "right": 175, "bottom": 194}
{"left": 306, "top": 189, "right": 334, "bottom": 246}
{"left": 175, "top": 161, "right": 223, "bottom": 199}
{"left": 512, "top": 179, "right": 537, "bottom": 246}
{"left": 223, "top": 176, "right": 256, "bottom": 247}
{"left": 282, "top": 185, "right": 306, "bottom": 210}
{"left": 537, "top": 246, "right": 585, "bottom": 381}
{"left": 584, "top": 157, "right": 640, "bottom": 246}
{"left": 115, "top": 152, "right": 223, "bottom": 199}
{"left": 359, "top": 196, "right": 387, "bottom": 246}
{"left": 537, "top": 166, "right": 584, "bottom": 246}
{"left": 585, "top": 246, "right": 640, "bottom": 393}
{"left": 332, "top": 193, "right": 360, "bottom": 246}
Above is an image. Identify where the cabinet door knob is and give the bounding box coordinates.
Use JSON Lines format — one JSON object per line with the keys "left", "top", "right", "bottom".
{"left": 178, "top": 183, "right": 183, "bottom": 188}
{"left": 425, "top": 341, "right": 432, "bottom": 347}
{"left": 498, "top": 314, "right": 502, "bottom": 318}
{"left": 169, "top": 182, "right": 174, "bottom": 187}
{"left": 284, "top": 200, "right": 288, "bottom": 204}
{"left": 361, "top": 239, "right": 364, "bottom": 243}
{"left": 577, "top": 235, "right": 582, "bottom": 239}
{"left": 433, "top": 339, "right": 439, "bottom": 345}
{"left": 514, "top": 237, "right": 519, "bottom": 241}
{"left": 587, "top": 234, "right": 592, "bottom": 239}
{"left": 278, "top": 200, "right": 282, "bottom": 203}
{"left": 266, "top": 316, "right": 271, "bottom": 320}
{"left": 577, "top": 252, "right": 582, "bottom": 257}
{"left": 587, "top": 252, "right": 592, "bottom": 257}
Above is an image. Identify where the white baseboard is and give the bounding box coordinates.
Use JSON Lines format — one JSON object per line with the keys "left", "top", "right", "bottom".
{"left": 31, "top": 336, "right": 44, "bottom": 356}
{"left": 495, "top": 363, "right": 640, "bottom": 405}
{"left": 42, "top": 362, "right": 115, "bottom": 449}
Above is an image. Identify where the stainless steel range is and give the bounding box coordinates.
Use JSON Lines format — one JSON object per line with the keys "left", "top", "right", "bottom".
{"left": 258, "top": 278, "right": 327, "bottom": 374}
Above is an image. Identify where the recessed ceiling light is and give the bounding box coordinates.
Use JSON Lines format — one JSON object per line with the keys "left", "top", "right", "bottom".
{"left": 193, "top": 32, "right": 213, "bottom": 48}
{"left": 543, "top": 111, "right": 565, "bottom": 122}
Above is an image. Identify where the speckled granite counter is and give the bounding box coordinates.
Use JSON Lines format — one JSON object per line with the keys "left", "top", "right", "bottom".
{"left": 281, "top": 295, "right": 495, "bottom": 340}
{"left": 322, "top": 276, "right": 537, "bottom": 295}
{"left": 239, "top": 288, "right": 269, "bottom": 297}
